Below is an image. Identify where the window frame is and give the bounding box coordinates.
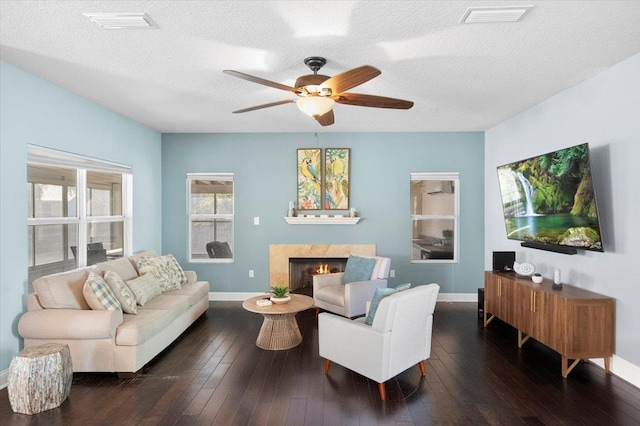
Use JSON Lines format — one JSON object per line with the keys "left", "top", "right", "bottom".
{"left": 410, "top": 172, "right": 460, "bottom": 264}
{"left": 27, "top": 145, "right": 132, "bottom": 279}
{"left": 187, "top": 173, "right": 234, "bottom": 263}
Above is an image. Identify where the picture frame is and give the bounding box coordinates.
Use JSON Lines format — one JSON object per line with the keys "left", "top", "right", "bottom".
{"left": 324, "top": 148, "right": 350, "bottom": 210}
{"left": 297, "top": 148, "right": 322, "bottom": 210}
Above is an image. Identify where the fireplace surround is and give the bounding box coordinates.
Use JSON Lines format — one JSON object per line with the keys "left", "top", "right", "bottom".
{"left": 269, "top": 244, "right": 376, "bottom": 289}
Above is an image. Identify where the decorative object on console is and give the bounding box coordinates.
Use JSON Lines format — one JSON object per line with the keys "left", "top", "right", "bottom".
{"left": 324, "top": 148, "right": 350, "bottom": 209}
{"left": 532, "top": 273, "right": 543, "bottom": 284}
{"left": 492, "top": 251, "right": 515, "bottom": 271}
{"left": 553, "top": 268, "right": 563, "bottom": 289}
{"left": 513, "top": 261, "right": 535, "bottom": 276}
{"left": 297, "top": 148, "right": 322, "bottom": 210}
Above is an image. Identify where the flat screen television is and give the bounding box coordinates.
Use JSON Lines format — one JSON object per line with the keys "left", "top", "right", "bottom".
{"left": 497, "top": 143, "right": 603, "bottom": 253}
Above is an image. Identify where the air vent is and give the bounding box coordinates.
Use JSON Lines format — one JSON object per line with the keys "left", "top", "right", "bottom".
{"left": 83, "top": 13, "right": 157, "bottom": 29}
{"left": 460, "top": 6, "right": 533, "bottom": 24}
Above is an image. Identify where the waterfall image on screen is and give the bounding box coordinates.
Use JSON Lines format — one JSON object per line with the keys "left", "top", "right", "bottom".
{"left": 496, "top": 143, "right": 603, "bottom": 252}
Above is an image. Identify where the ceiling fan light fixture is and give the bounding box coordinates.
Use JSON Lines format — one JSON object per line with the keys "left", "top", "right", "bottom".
{"left": 296, "top": 96, "right": 335, "bottom": 118}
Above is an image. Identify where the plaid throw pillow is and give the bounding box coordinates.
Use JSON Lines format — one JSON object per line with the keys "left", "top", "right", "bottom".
{"left": 83, "top": 271, "right": 121, "bottom": 311}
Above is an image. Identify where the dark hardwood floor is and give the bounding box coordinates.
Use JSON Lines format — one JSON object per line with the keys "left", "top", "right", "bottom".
{"left": 2, "top": 301, "right": 640, "bottom": 425}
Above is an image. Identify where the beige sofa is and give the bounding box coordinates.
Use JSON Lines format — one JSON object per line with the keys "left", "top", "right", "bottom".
{"left": 18, "top": 251, "right": 209, "bottom": 375}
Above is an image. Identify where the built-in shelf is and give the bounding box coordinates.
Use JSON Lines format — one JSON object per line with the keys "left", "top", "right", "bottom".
{"left": 284, "top": 216, "right": 361, "bottom": 225}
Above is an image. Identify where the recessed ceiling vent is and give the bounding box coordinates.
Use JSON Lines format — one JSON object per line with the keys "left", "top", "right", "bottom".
{"left": 83, "top": 13, "right": 157, "bottom": 29}
{"left": 460, "top": 6, "right": 533, "bottom": 24}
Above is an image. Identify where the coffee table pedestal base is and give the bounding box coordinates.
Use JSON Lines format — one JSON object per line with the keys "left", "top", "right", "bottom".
{"left": 256, "top": 313, "right": 302, "bottom": 350}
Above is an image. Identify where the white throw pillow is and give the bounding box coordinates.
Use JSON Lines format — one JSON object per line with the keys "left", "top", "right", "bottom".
{"left": 103, "top": 271, "right": 138, "bottom": 314}
{"left": 126, "top": 274, "right": 162, "bottom": 306}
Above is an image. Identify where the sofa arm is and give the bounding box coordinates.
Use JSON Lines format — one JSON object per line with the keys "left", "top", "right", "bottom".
{"left": 19, "top": 309, "right": 123, "bottom": 340}
{"left": 344, "top": 279, "right": 388, "bottom": 317}
{"left": 313, "top": 272, "right": 344, "bottom": 291}
{"left": 185, "top": 270, "right": 197, "bottom": 285}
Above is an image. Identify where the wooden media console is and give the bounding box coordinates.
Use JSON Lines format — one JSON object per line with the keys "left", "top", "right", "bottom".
{"left": 484, "top": 271, "right": 614, "bottom": 378}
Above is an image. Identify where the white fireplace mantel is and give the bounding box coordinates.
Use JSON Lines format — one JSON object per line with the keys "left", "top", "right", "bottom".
{"left": 283, "top": 216, "right": 361, "bottom": 225}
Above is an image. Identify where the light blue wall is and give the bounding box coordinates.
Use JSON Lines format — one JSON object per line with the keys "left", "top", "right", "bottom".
{"left": 485, "top": 52, "right": 640, "bottom": 368}
{"left": 0, "top": 61, "right": 162, "bottom": 371}
{"left": 162, "top": 132, "right": 484, "bottom": 294}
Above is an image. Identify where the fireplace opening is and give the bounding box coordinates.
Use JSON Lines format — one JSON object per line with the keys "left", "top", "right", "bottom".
{"left": 289, "top": 257, "right": 347, "bottom": 296}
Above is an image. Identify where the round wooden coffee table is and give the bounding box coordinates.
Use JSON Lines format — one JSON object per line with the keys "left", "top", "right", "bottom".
{"left": 242, "top": 294, "right": 315, "bottom": 350}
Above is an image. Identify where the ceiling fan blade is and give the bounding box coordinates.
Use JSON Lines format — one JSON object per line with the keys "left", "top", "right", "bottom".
{"left": 335, "top": 93, "right": 414, "bottom": 109}
{"left": 232, "top": 99, "right": 294, "bottom": 113}
{"left": 223, "top": 70, "right": 296, "bottom": 92}
{"left": 315, "top": 110, "right": 335, "bottom": 126}
{"left": 320, "top": 65, "right": 381, "bottom": 94}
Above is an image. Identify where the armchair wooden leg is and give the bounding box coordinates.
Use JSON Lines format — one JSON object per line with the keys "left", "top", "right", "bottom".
{"left": 324, "top": 359, "right": 331, "bottom": 374}
{"left": 418, "top": 360, "right": 426, "bottom": 376}
{"left": 378, "top": 382, "right": 387, "bottom": 400}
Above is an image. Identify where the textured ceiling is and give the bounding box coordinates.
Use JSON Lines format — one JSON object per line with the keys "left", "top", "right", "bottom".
{"left": 1, "top": 1, "right": 640, "bottom": 133}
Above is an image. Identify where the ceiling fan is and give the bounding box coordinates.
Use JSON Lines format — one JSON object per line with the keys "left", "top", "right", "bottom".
{"left": 223, "top": 57, "right": 413, "bottom": 126}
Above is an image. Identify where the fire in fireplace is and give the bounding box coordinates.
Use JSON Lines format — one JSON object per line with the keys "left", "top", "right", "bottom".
{"left": 289, "top": 257, "right": 347, "bottom": 294}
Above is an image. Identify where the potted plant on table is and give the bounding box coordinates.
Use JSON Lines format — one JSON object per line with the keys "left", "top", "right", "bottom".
{"left": 270, "top": 285, "right": 291, "bottom": 304}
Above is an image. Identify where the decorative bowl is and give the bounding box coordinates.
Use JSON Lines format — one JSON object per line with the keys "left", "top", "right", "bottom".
{"left": 270, "top": 295, "right": 291, "bottom": 304}
{"left": 532, "top": 274, "right": 543, "bottom": 284}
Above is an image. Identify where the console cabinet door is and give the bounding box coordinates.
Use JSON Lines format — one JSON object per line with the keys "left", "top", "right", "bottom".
{"left": 535, "top": 291, "right": 562, "bottom": 351}
{"left": 484, "top": 272, "right": 514, "bottom": 324}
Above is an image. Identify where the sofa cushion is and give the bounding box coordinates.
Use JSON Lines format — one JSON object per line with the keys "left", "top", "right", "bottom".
{"left": 139, "top": 294, "right": 191, "bottom": 315}
{"left": 136, "top": 254, "right": 186, "bottom": 292}
{"left": 103, "top": 271, "right": 138, "bottom": 314}
{"left": 343, "top": 255, "right": 376, "bottom": 284}
{"left": 116, "top": 310, "right": 175, "bottom": 346}
{"left": 126, "top": 274, "right": 162, "bottom": 306}
{"left": 166, "top": 281, "right": 209, "bottom": 307}
{"left": 33, "top": 269, "right": 91, "bottom": 310}
{"left": 97, "top": 258, "right": 138, "bottom": 281}
{"left": 83, "top": 272, "right": 121, "bottom": 311}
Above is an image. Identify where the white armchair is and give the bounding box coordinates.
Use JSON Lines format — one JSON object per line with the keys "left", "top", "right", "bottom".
{"left": 318, "top": 283, "right": 440, "bottom": 400}
{"left": 313, "top": 256, "right": 391, "bottom": 318}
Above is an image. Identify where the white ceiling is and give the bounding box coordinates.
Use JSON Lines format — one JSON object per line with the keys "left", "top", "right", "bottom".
{"left": 1, "top": 1, "right": 640, "bottom": 134}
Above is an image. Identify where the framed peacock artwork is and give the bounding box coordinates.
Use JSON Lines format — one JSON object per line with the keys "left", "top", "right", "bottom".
{"left": 297, "top": 148, "right": 322, "bottom": 210}
{"left": 324, "top": 148, "right": 350, "bottom": 209}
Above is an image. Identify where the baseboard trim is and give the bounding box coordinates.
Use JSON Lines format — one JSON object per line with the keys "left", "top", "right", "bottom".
{"left": 0, "top": 368, "right": 8, "bottom": 390}
{"left": 210, "top": 292, "right": 478, "bottom": 302}
{"left": 590, "top": 355, "right": 640, "bottom": 389}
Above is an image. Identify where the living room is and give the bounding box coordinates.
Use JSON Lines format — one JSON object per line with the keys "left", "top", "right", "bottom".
{"left": 1, "top": 1, "right": 639, "bottom": 423}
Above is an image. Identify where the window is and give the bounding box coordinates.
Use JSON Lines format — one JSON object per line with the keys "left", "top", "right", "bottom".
{"left": 187, "top": 173, "right": 234, "bottom": 262}
{"left": 410, "top": 173, "right": 459, "bottom": 263}
{"left": 27, "top": 146, "right": 132, "bottom": 285}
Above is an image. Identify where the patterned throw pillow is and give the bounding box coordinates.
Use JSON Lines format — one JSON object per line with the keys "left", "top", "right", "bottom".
{"left": 136, "top": 254, "right": 186, "bottom": 292}
{"left": 343, "top": 255, "right": 376, "bottom": 284}
{"left": 83, "top": 271, "right": 121, "bottom": 311}
{"left": 126, "top": 274, "right": 162, "bottom": 306}
{"left": 394, "top": 283, "right": 411, "bottom": 292}
{"left": 103, "top": 271, "right": 138, "bottom": 314}
{"left": 364, "top": 287, "right": 397, "bottom": 325}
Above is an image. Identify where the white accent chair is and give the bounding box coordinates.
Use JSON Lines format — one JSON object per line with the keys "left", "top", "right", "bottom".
{"left": 313, "top": 256, "right": 391, "bottom": 318}
{"left": 318, "top": 283, "right": 440, "bottom": 400}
